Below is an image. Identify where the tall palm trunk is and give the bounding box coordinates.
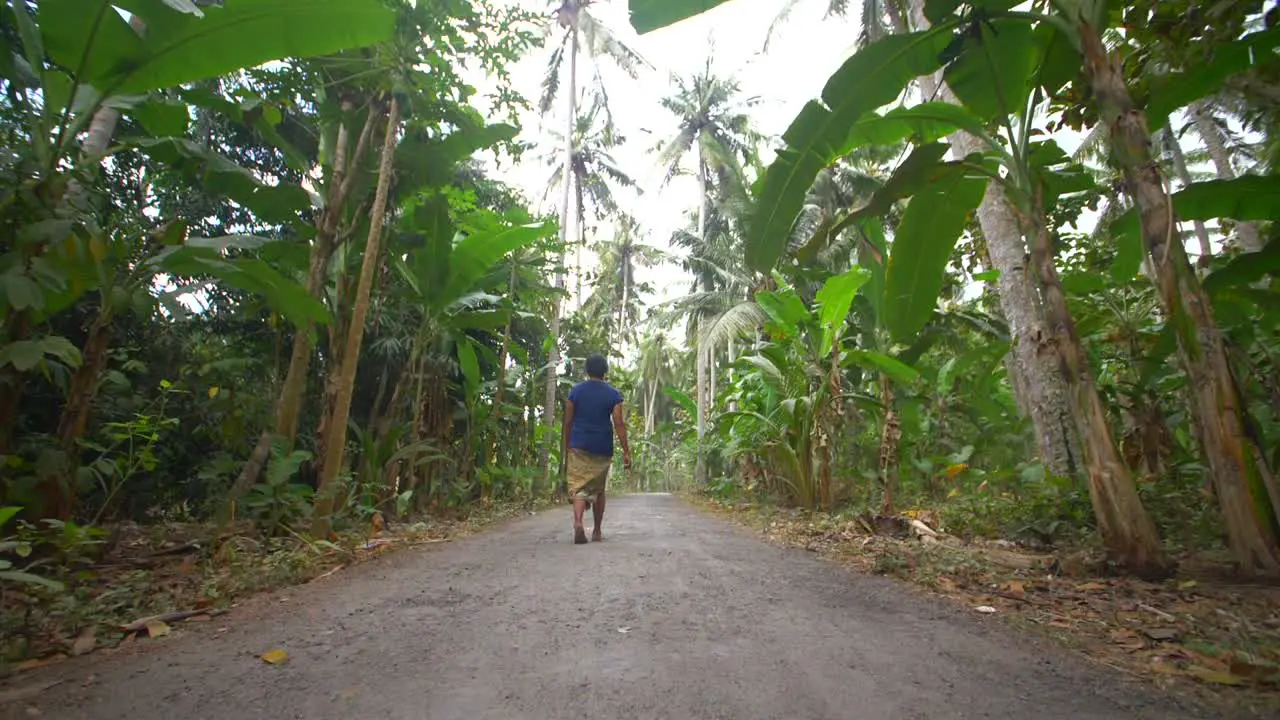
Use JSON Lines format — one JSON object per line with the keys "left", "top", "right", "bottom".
{"left": 1189, "top": 101, "right": 1262, "bottom": 252}
{"left": 543, "top": 24, "right": 578, "bottom": 484}
{"left": 693, "top": 155, "right": 709, "bottom": 484}
{"left": 908, "top": 1, "right": 1081, "bottom": 479}
{"left": 1080, "top": 24, "right": 1280, "bottom": 575}
{"left": 312, "top": 97, "right": 400, "bottom": 535}
{"left": 1161, "top": 124, "right": 1213, "bottom": 266}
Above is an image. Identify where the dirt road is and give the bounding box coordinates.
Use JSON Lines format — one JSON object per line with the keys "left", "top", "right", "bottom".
{"left": 6, "top": 494, "right": 1208, "bottom": 719}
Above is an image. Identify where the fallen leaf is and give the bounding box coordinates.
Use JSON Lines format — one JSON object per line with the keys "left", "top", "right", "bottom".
{"left": 616, "top": 627, "right": 631, "bottom": 634}
{"left": 975, "top": 606, "right": 998, "bottom": 614}
{"left": 70, "top": 628, "right": 96, "bottom": 656}
{"left": 1177, "top": 580, "right": 1197, "bottom": 590}
{"left": 1142, "top": 627, "right": 1179, "bottom": 642}
{"left": 1229, "top": 656, "right": 1280, "bottom": 682}
{"left": 935, "top": 577, "right": 958, "bottom": 593}
{"left": 1187, "top": 666, "right": 1247, "bottom": 686}
{"left": 1075, "top": 581, "right": 1107, "bottom": 591}
{"left": 15, "top": 655, "right": 67, "bottom": 672}
{"left": 261, "top": 649, "right": 289, "bottom": 665}
{"left": 1004, "top": 580, "right": 1026, "bottom": 598}
{"left": 144, "top": 620, "right": 170, "bottom": 638}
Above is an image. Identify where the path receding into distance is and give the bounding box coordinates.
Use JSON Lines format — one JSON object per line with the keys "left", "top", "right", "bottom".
{"left": 5, "top": 494, "right": 1210, "bottom": 720}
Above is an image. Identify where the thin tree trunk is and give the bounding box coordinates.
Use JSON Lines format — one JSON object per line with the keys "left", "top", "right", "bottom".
{"left": 1025, "top": 193, "right": 1168, "bottom": 577}
{"left": 1189, "top": 101, "right": 1262, "bottom": 252}
{"left": 491, "top": 262, "right": 517, "bottom": 466}
{"left": 543, "top": 25, "right": 578, "bottom": 485}
{"left": 877, "top": 374, "right": 900, "bottom": 514}
{"left": 1162, "top": 124, "right": 1213, "bottom": 266}
{"left": 694, "top": 155, "right": 709, "bottom": 484}
{"left": 227, "top": 104, "right": 377, "bottom": 509}
{"left": 1082, "top": 25, "right": 1280, "bottom": 575}
{"left": 313, "top": 96, "right": 400, "bottom": 535}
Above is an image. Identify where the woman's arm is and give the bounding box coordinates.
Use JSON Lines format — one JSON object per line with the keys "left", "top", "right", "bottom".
{"left": 562, "top": 400, "right": 576, "bottom": 459}
{"left": 611, "top": 403, "right": 632, "bottom": 469}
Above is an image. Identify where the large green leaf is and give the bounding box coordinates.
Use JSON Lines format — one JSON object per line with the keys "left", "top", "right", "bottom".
{"left": 842, "top": 102, "right": 995, "bottom": 153}
{"left": 837, "top": 143, "right": 950, "bottom": 231}
{"left": 437, "top": 223, "right": 551, "bottom": 311}
{"left": 746, "top": 28, "right": 955, "bottom": 273}
{"left": 815, "top": 267, "right": 872, "bottom": 356}
{"left": 883, "top": 164, "right": 987, "bottom": 343}
{"left": 754, "top": 286, "right": 809, "bottom": 339}
{"left": 456, "top": 337, "right": 480, "bottom": 396}
{"left": 129, "top": 138, "right": 311, "bottom": 224}
{"left": 627, "top": 0, "right": 731, "bottom": 34}
{"left": 856, "top": 219, "right": 889, "bottom": 325}
{"left": 1147, "top": 28, "right": 1280, "bottom": 130}
{"left": 944, "top": 18, "right": 1038, "bottom": 121}
{"left": 156, "top": 247, "right": 327, "bottom": 326}
{"left": 40, "top": 0, "right": 395, "bottom": 95}
{"left": 846, "top": 349, "right": 920, "bottom": 387}
{"left": 411, "top": 194, "right": 455, "bottom": 305}
{"left": 1204, "top": 237, "right": 1280, "bottom": 296}
{"left": 1109, "top": 175, "right": 1280, "bottom": 281}
{"left": 397, "top": 122, "right": 518, "bottom": 193}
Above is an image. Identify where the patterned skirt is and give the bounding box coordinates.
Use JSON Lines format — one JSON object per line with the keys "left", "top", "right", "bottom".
{"left": 565, "top": 448, "right": 611, "bottom": 501}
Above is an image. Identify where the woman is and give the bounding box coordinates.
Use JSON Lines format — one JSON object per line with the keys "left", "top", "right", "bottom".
{"left": 562, "top": 353, "right": 631, "bottom": 544}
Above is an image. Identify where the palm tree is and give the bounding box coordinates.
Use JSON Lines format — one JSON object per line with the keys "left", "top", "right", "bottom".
{"left": 542, "top": 98, "right": 640, "bottom": 309}
{"left": 538, "top": 0, "right": 650, "bottom": 481}
{"left": 656, "top": 58, "right": 762, "bottom": 483}
{"left": 582, "top": 215, "right": 664, "bottom": 349}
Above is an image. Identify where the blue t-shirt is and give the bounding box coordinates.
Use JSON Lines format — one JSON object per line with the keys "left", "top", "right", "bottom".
{"left": 568, "top": 380, "right": 623, "bottom": 457}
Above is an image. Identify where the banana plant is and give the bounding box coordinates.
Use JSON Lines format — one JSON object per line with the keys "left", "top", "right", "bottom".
{"left": 1, "top": 0, "right": 394, "bottom": 517}
{"left": 389, "top": 203, "right": 553, "bottom": 502}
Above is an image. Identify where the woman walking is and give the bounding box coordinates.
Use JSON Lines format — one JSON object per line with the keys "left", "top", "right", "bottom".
{"left": 562, "top": 353, "right": 631, "bottom": 544}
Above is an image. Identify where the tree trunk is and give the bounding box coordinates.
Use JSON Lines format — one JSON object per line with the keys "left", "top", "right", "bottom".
{"left": 313, "top": 97, "right": 400, "bottom": 536}
{"left": 1189, "top": 101, "right": 1262, "bottom": 252}
{"left": 693, "top": 155, "right": 709, "bottom": 484}
{"left": 1025, "top": 193, "right": 1169, "bottom": 577}
{"left": 227, "top": 105, "right": 376, "bottom": 509}
{"left": 1081, "top": 25, "right": 1280, "bottom": 575}
{"left": 909, "top": 2, "right": 1081, "bottom": 479}
{"left": 877, "top": 374, "right": 900, "bottom": 514}
{"left": 1161, "top": 124, "right": 1213, "bottom": 266}
{"left": 491, "top": 262, "right": 517, "bottom": 466}
{"left": 543, "top": 26, "right": 578, "bottom": 485}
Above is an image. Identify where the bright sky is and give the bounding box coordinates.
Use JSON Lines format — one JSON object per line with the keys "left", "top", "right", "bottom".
{"left": 476, "top": 0, "right": 861, "bottom": 311}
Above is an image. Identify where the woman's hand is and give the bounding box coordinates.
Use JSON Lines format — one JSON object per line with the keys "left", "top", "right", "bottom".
{"left": 623, "top": 449, "right": 633, "bottom": 470}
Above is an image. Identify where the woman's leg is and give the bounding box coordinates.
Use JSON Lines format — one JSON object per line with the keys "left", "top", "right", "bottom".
{"left": 572, "top": 498, "right": 588, "bottom": 543}
{"left": 591, "top": 493, "right": 605, "bottom": 541}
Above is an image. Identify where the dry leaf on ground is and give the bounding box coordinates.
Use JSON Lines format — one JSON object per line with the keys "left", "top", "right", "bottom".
{"left": 144, "top": 620, "right": 171, "bottom": 638}
{"left": 261, "top": 649, "right": 289, "bottom": 665}
{"left": 70, "top": 628, "right": 96, "bottom": 656}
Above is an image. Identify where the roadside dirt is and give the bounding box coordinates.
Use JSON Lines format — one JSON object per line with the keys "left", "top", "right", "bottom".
{"left": 0, "top": 494, "right": 1216, "bottom": 719}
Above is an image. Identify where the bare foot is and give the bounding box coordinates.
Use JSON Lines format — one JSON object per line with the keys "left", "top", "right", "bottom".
{"left": 574, "top": 526, "right": 588, "bottom": 545}
{"left": 591, "top": 529, "right": 602, "bottom": 542}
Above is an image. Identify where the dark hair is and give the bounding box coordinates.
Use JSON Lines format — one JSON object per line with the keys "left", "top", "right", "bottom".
{"left": 585, "top": 353, "right": 607, "bottom": 379}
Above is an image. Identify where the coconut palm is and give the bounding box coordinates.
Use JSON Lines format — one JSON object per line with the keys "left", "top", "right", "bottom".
{"left": 537, "top": 0, "right": 650, "bottom": 480}
{"left": 656, "top": 59, "right": 762, "bottom": 482}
